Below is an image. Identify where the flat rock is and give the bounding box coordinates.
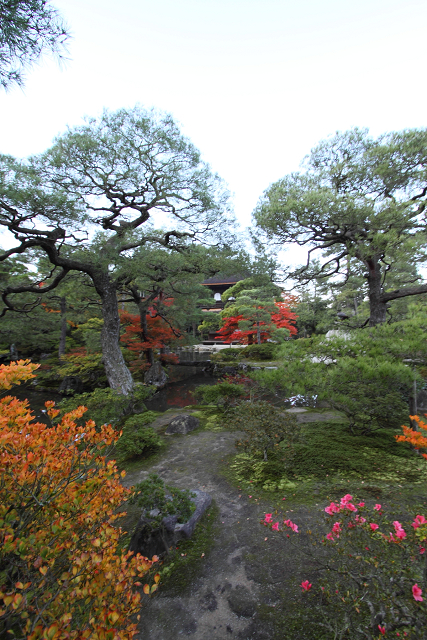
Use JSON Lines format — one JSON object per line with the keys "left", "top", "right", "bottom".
{"left": 165, "top": 414, "right": 200, "bottom": 435}
{"left": 227, "top": 585, "right": 257, "bottom": 618}
{"left": 144, "top": 362, "right": 168, "bottom": 388}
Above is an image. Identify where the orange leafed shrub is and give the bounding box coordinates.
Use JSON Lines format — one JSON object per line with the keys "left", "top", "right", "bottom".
{"left": 0, "top": 362, "right": 158, "bottom": 639}
{"left": 396, "top": 414, "right": 427, "bottom": 460}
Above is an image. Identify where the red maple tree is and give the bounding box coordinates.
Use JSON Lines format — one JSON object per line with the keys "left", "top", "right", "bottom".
{"left": 216, "top": 297, "right": 298, "bottom": 344}
{"left": 120, "top": 309, "right": 180, "bottom": 370}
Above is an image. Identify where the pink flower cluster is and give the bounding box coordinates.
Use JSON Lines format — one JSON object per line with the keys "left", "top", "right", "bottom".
{"left": 325, "top": 494, "right": 358, "bottom": 515}
{"left": 412, "top": 583, "right": 423, "bottom": 602}
{"left": 283, "top": 519, "right": 298, "bottom": 533}
{"left": 264, "top": 514, "right": 280, "bottom": 530}
{"left": 382, "top": 521, "right": 407, "bottom": 543}
{"left": 300, "top": 580, "right": 311, "bottom": 591}
{"left": 392, "top": 521, "right": 407, "bottom": 541}
{"left": 326, "top": 521, "right": 342, "bottom": 541}
{"left": 411, "top": 514, "right": 427, "bottom": 529}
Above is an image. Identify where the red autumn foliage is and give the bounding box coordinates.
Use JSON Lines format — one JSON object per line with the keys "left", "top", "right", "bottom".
{"left": 119, "top": 310, "right": 180, "bottom": 369}
{"left": 216, "top": 298, "right": 298, "bottom": 344}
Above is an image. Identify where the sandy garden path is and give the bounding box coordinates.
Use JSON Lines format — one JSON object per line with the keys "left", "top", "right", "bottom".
{"left": 122, "top": 410, "right": 336, "bottom": 640}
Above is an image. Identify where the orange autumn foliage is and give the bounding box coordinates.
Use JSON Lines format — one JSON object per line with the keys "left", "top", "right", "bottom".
{"left": 396, "top": 414, "right": 427, "bottom": 460}
{"left": 0, "top": 361, "right": 159, "bottom": 640}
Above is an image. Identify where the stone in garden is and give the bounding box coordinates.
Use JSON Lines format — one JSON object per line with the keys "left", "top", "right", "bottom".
{"left": 144, "top": 361, "right": 168, "bottom": 388}
{"left": 227, "top": 584, "right": 257, "bottom": 618}
{"left": 128, "top": 489, "right": 212, "bottom": 558}
{"left": 59, "top": 376, "right": 83, "bottom": 395}
{"left": 165, "top": 414, "right": 199, "bottom": 435}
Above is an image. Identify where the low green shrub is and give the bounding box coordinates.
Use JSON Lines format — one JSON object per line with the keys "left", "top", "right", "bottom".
{"left": 116, "top": 427, "right": 163, "bottom": 461}
{"left": 122, "top": 411, "right": 158, "bottom": 429}
{"left": 240, "top": 343, "right": 278, "bottom": 361}
{"left": 210, "top": 348, "right": 244, "bottom": 363}
{"left": 227, "top": 400, "right": 300, "bottom": 461}
{"left": 193, "top": 381, "right": 245, "bottom": 409}
{"left": 57, "top": 387, "right": 132, "bottom": 427}
{"left": 115, "top": 411, "right": 162, "bottom": 461}
{"left": 129, "top": 473, "right": 195, "bottom": 527}
{"left": 56, "top": 385, "right": 155, "bottom": 428}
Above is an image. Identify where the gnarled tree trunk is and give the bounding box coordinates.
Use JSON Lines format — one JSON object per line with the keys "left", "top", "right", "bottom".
{"left": 138, "top": 300, "right": 155, "bottom": 366}
{"left": 365, "top": 256, "right": 387, "bottom": 326}
{"left": 94, "top": 272, "right": 134, "bottom": 395}
{"left": 58, "top": 296, "right": 67, "bottom": 359}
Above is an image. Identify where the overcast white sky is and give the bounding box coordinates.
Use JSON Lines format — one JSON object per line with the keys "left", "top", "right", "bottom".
{"left": 1, "top": 0, "right": 426, "bottom": 266}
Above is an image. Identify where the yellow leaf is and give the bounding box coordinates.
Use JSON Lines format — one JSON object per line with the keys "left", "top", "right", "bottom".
{"left": 108, "top": 611, "right": 120, "bottom": 624}
{"left": 154, "top": 573, "right": 160, "bottom": 584}
{"left": 143, "top": 584, "right": 150, "bottom": 595}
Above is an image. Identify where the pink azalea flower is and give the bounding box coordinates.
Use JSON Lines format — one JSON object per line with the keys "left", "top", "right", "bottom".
{"left": 325, "top": 502, "right": 340, "bottom": 515}
{"left": 370, "top": 523, "right": 379, "bottom": 531}
{"left": 378, "top": 625, "right": 386, "bottom": 635}
{"left": 420, "top": 547, "right": 425, "bottom": 555}
{"left": 326, "top": 532, "right": 335, "bottom": 541}
{"left": 358, "top": 502, "right": 365, "bottom": 507}
{"left": 332, "top": 522, "right": 342, "bottom": 534}
{"left": 264, "top": 514, "right": 273, "bottom": 523}
{"left": 301, "top": 580, "right": 312, "bottom": 591}
{"left": 412, "top": 584, "right": 423, "bottom": 602}
{"left": 412, "top": 514, "right": 427, "bottom": 529}
{"left": 374, "top": 504, "right": 381, "bottom": 511}
{"left": 340, "top": 494, "right": 353, "bottom": 505}
{"left": 355, "top": 515, "right": 366, "bottom": 523}
{"left": 283, "top": 519, "right": 298, "bottom": 532}
{"left": 346, "top": 502, "right": 357, "bottom": 512}
{"left": 393, "top": 521, "right": 406, "bottom": 540}
{"left": 272, "top": 522, "right": 279, "bottom": 531}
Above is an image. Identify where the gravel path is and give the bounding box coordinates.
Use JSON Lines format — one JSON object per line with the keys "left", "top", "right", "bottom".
{"left": 123, "top": 412, "right": 334, "bottom": 640}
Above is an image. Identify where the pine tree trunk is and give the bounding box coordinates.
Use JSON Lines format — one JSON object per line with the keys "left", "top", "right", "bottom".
{"left": 138, "top": 301, "right": 155, "bottom": 366}
{"left": 95, "top": 272, "right": 134, "bottom": 395}
{"left": 366, "top": 256, "right": 388, "bottom": 326}
{"left": 58, "top": 296, "right": 67, "bottom": 359}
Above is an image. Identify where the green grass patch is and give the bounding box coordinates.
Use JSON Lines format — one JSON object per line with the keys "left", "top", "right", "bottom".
{"left": 223, "top": 421, "right": 427, "bottom": 506}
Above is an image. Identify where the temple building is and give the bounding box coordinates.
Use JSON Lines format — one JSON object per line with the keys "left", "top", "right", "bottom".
{"left": 200, "top": 275, "right": 242, "bottom": 311}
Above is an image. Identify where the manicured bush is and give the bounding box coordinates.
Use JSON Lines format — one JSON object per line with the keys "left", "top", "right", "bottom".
{"left": 129, "top": 473, "right": 195, "bottom": 527}
{"left": 240, "top": 342, "right": 278, "bottom": 360}
{"left": 57, "top": 385, "right": 155, "bottom": 427}
{"left": 194, "top": 381, "right": 246, "bottom": 409}
{"left": 227, "top": 400, "right": 300, "bottom": 461}
{"left": 116, "top": 412, "right": 163, "bottom": 461}
{"left": 0, "top": 361, "right": 159, "bottom": 639}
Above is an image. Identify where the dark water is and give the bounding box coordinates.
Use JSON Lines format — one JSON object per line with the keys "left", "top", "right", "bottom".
{"left": 7, "top": 382, "right": 63, "bottom": 424}
{"left": 145, "top": 370, "right": 216, "bottom": 412}
{"left": 7, "top": 368, "right": 217, "bottom": 419}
